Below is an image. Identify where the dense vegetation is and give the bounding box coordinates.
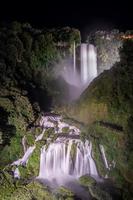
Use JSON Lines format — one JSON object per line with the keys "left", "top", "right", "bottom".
{"left": 0, "top": 21, "right": 80, "bottom": 159}
{"left": 88, "top": 30, "right": 123, "bottom": 74}
{"left": 0, "top": 21, "right": 80, "bottom": 109}
{"left": 62, "top": 39, "right": 133, "bottom": 199}
{"left": 0, "top": 21, "right": 133, "bottom": 199}
{"left": 0, "top": 22, "right": 81, "bottom": 200}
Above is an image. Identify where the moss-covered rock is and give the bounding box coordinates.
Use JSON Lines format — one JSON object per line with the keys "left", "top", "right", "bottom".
{"left": 26, "top": 144, "right": 40, "bottom": 178}
{"left": 58, "top": 40, "right": 133, "bottom": 199}
{"left": 0, "top": 171, "right": 16, "bottom": 200}
{"left": 62, "top": 127, "right": 70, "bottom": 133}
{"left": 55, "top": 186, "right": 74, "bottom": 199}
{"left": 0, "top": 170, "right": 53, "bottom": 200}
{"left": 0, "top": 135, "right": 23, "bottom": 168}
{"left": 79, "top": 175, "right": 96, "bottom": 187}
{"left": 25, "top": 133, "right": 35, "bottom": 146}
{"left": 70, "top": 142, "right": 77, "bottom": 162}
{"left": 0, "top": 86, "right": 35, "bottom": 169}
{"left": 89, "top": 185, "right": 112, "bottom": 200}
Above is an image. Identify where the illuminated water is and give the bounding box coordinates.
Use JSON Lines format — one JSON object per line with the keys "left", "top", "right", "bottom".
{"left": 38, "top": 139, "right": 98, "bottom": 184}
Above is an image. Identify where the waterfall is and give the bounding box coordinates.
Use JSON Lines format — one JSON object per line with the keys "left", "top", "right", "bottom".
{"left": 88, "top": 44, "right": 97, "bottom": 82}
{"left": 80, "top": 43, "right": 97, "bottom": 85}
{"left": 38, "top": 115, "right": 98, "bottom": 183}
{"left": 61, "top": 43, "right": 97, "bottom": 88}
{"left": 11, "top": 145, "right": 36, "bottom": 166}
{"left": 22, "top": 136, "right": 27, "bottom": 153}
{"left": 13, "top": 168, "right": 20, "bottom": 179}
{"left": 35, "top": 129, "right": 45, "bottom": 142}
{"left": 11, "top": 114, "right": 99, "bottom": 186}
{"left": 99, "top": 145, "right": 110, "bottom": 170}
{"left": 73, "top": 41, "right": 76, "bottom": 74}
{"left": 80, "top": 43, "right": 88, "bottom": 84}
{"left": 59, "top": 42, "right": 97, "bottom": 100}
{"left": 38, "top": 139, "right": 98, "bottom": 182}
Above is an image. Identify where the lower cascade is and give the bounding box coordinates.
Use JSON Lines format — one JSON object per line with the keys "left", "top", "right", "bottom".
{"left": 38, "top": 139, "right": 98, "bottom": 181}
{"left": 11, "top": 113, "right": 100, "bottom": 187}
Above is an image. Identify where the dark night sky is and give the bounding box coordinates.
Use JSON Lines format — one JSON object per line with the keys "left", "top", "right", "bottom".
{"left": 0, "top": 0, "right": 133, "bottom": 36}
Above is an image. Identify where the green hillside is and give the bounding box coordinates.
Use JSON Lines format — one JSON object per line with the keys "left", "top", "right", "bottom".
{"left": 61, "top": 40, "right": 133, "bottom": 199}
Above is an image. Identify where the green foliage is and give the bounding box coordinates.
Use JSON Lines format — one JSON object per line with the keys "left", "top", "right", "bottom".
{"left": 10, "top": 21, "right": 22, "bottom": 33}
{"left": 0, "top": 171, "right": 16, "bottom": 200}
{"left": 70, "top": 142, "right": 77, "bottom": 161}
{"left": 79, "top": 175, "right": 96, "bottom": 187}
{"left": 34, "top": 127, "right": 42, "bottom": 136}
{"left": 60, "top": 40, "right": 133, "bottom": 199}
{"left": 0, "top": 21, "right": 80, "bottom": 87}
{"left": 125, "top": 116, "right": 133, "bottom": 151}
{"left": 55, "top": 186, "right": 74, "bottom": 199}
{"left": 62, "top": 127, "right": 70, "bottom": 133}
{"left": 0, "top": 22, "right": 81, "bottom": 110}
{"left": 108, "top": 168, "right": 125, "bottom": 188}
{"left": 51, "top": 27, "right": 81, "bottom": 44}
{"left": 26, "top": 144, "right": 40, "bottom": 178}
{"left": 0, "top": 171, "right": 53, "bottom": 200}
{"left": 0, "top": 87, "right": 35, "bottom": 168}
{"left": 25, "top": 134, "right": 35, "bottom": 146}
{"left": 44, "top": 128, "right": 55, "bottom": 138}
{"left": 0, "top": 22, "right": 87, "bottom": 199}
{"left": 0, "top": 135, "right": 23, "bottom": 167}
{"left": 89, "top": 185, "right": 112, "bottom": 200}
{"left": 88, "top": 30, "right": 122, "bottom": 74}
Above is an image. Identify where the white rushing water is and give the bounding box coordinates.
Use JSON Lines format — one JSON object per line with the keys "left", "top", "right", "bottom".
{"left": 37, "top": 115, "right": 99, "bottom": 186}
{"left": 73, "top": 41, "right": 76, "bottom": 74}
{"left": 22, "top": 136, "right": 27, "bottom": 153}
{"left": 99, "top": 145, "right": 110, "bottom": 170}
{"left": 60, "top": 43, "right": 97, "bottom": 93}
{"left": 35, "top": 129, "right": 45, "bottom": 142}
{"left": 40, "top": 115, "right": 80, "bottom": 135}
{"left": 38, "top": 139, "right": 98, "bottom": 184}
{"left": 80, "top": 43, "right": 88, "bottom": 84}
{"left": 11, "top": 113, "right": 100, "bottom": 188}
{"left": 56, "top": 43, "right": 98, "bottom": 101}
{"left": 80, "top": 43, "right": 97, "bottom": 85}
{"left": 12, "top": 145, "right": 36, "bottom": 166}
{"left": 88, "top": 44, "right": 97, "bottom": 82}
{"left": 13, "top": 168, "right": 20, "bottom": 179}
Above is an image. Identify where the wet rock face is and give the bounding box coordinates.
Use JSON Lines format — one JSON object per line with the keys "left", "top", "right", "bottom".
{"left": 88, "top": 30, "right": 123, "bottom": 74}
{"left": 40, "top": 114, "right": 80, "bottom": 135}
{"left": 11, "top": 113, "right": 99, "bottom": 182}
{"left": 38, "top": 114, "right": 99, "bottom": 183}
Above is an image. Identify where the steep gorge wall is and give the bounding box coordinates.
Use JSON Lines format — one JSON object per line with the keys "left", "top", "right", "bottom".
{"left": 87, "top": 30, "right": 123, "bottom": 74}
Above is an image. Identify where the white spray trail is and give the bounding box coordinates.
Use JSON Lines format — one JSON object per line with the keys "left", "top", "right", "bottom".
{"left": 13, "top": 168, "right": 20, "bottom": 179}
{"left": 22, "top": 136, "right": 27, "bottom": 153}
{"left": 11, "top": 145, "right": 36, "bottom": 166}
{"left": 35, "top": 129, "right": 45, "bottom": 142}
{"left": 99, "top": 145, "right": 110, "bottom": 170}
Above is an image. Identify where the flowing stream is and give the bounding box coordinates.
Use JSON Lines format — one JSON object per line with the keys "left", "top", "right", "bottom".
{"left": 99, "top": 144, "right": 110, "bottom": 170}
{"left": 11, "top": 114, "right": 104, "bottom": 199}
{"left": 38, "top": 140, "right": 98, "bottom": 181}
{"left": 37, "top": 115, "right": 99, "bottom": 187}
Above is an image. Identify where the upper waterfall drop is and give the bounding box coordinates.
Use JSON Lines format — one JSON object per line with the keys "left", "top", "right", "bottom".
{"left": 80, "top": 43, "right": 88, "bottom": 84}
{"left": 73, "top": 41, "right": 76, "bottom": 75}
{"left": 58, "top": 42, "right": 98, "bottom": 101}
{"left": 72, "top": 42, "right": 98, "bottom": 87}
{"left": 80, "top": 43, "right": 97, "bottom": 85}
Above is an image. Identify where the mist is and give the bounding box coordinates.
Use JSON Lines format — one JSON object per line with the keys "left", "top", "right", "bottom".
{"left": 54, "top": 43, "right": 97, "bottom": 102}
